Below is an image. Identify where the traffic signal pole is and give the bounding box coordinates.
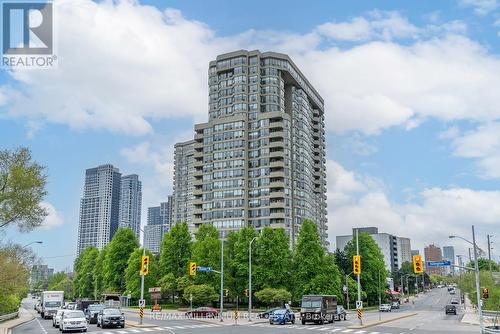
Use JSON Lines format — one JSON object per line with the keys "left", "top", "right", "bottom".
{"left": 140, "top": 247, "right": 145, "bottom": 325}
{"left": 472, "top": 225, "right": 484, "bottom": 333}
{"left": 356, "top": 229, "right": 362, "bottom": 326}
{"left": 220, "top": 238, "right": 224, "bottom": 322}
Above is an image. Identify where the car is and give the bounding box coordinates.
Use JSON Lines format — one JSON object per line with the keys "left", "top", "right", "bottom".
{"left": 449, "top": 289, "right": 456, "bottom": 295}
{"left": 59, "top": 310, "right": 87, "bottom": 333}
{"left": 269, "top": 308, "right": 295, "bottom": 325}
{"left": 64, "top": 302, "right": 77, "bottom": 310}
{"left": 391, "top": 301, "right": 400, "bottom": 309}
{"left": 334, "top": 306, "right": 347, "bottom": 321}
{"left": 379, "top": 304, "right": 392, "bottom": 312}
{"left": 52, "top": 310, "right": 64, "bottom": 328}
{"left": 84, "top": 304, "right": 103, "bottom": 324}
{"left": 258, "top": 307, "right": 281, "bottom": 319}
{"left": 97, "top": 308, "right": 125, "bottom": 329}
{"left": 445, "top": 305, "right": 457, "bottom": 315}
{"left": 450, "top": 298, "right": 459, "bottom": 305}
{"left": 185, "top": 307, "right": 219, "bottom": 318}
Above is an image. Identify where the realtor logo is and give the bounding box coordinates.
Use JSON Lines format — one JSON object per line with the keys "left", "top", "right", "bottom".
{"left": 1, "top": 0, "right": 56, "bottom": 67}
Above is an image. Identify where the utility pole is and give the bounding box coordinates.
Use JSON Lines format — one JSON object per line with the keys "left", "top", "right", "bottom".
{"left": 248, "top": 237, "right": 257, "bottom": 322}
{"left": 356, "top": 229, "right": 362, "bottom": 326}
{"left": 220, "top": 237, "right": 224, "bottom": 322}
{"left": 472, "top": 225, "right": 484, "bottom": 333}
{"left": 468, "top": 248, "right": 472, "bottom": 263}
{"left": 345, "top": 274, "right": 350, "bottom": 310}
{"left": 378, "top": 269, "right": 381, "bottom": 321}
{"left": 487, "top": 234, "right": 493, "bottom": 272}
{"left": 139, "top": 246, "right": 145, "bottom": 325}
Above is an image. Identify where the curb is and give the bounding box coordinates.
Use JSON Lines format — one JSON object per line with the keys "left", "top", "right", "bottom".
{"left": 125, "top": 320, "right": 158, "bottom": 328}
{"left": 347, "top": 312, "right": 418, "bottom": 329}
{"left": 0, "top": 314, "right": 35, "bottom": 334}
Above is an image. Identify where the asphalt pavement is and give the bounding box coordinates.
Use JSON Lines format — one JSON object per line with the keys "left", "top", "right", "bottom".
{"left": 14, "top": 288, "right": 480, "bottom": 334}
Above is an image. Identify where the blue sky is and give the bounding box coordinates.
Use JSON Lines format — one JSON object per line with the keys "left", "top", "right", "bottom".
{"left": 2, "top": 0, "right": 500, "bottom": 271}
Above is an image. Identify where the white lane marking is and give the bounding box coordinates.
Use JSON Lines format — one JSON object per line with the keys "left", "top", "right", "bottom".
{"left": 141, "top": 329, "right": 155, "bottom": 332}
{"left": 173, "top": 326, "right": 186, "bottom": 329}
{"left": 116, "top": 331, "right": 128, "bottom": 334}
{"left": 152, "top": 328, "right": 163, "bottom": 331}
{"left": 126, "top": 330, "right": 141, "bottom": 333}
{"left": 342, "top": 330, "right": 354, "bottom": 333}
{"left": 319, "top": 328, "right": 331, "bottom": 331}
{"left": 354, "top": 331, "right": 366, "bottom": 334}
{"left": 330, "top": 329, "right": 343, "bottom": 332}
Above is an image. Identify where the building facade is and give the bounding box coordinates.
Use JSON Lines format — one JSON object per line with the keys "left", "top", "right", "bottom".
{"left": 144, "top": 197, "right": 174, "bottom": 254}
{"left": 173, "top": 140, "right": 195, "bottom": 230}
{"left": 119, "top": 174, "right": 142, "bottom": 240}
{"left": 30, "top": 264, "right": 54, "bottom": 288}
{"left": 77, "top": 164, "right": 121, "bottom": 255}
{"left": 424, "top": 244, "right": 443, "bottom": 275}
{"left": 336, "top": 227, "right": 412, "bottom": 272}
{"left": 443, "top": 245, "right": 455, "bottom": 275}
{"left": 187, "top": 50, "right": 327, "bottom": 245}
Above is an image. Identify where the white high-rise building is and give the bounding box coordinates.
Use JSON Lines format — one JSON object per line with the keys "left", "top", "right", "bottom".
{"left": 144, "top": 196, "right": 174, "bottom": 254}
{"left": 119, "top": 174, "right": 142, "bottom": 240}
{"left": 77, "top": 164, "right": 121, "bottom": 255}
{"left": 173, "top": 140, "right": 195, "bottom": 229}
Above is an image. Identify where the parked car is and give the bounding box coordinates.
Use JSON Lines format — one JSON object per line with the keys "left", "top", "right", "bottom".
{"left": 59, "top": 310, "right": 87, "bottom": 333}
{"left": 97, "top": 308, "right": 125, "bottom": 329}
{"left": 64, "top": 302, "right": 77, "bottom": 310}
{"left": 85, "top": 304, "right": 103, "bottom": 324}
{"left": 258, "top": 307, "right": 281, "bottom": 319}
{"left": 449, "top": 289, "right": 456, "bottom": 295}
{"left": 52, "top": 310, "right": 65, "bottom": 328}
{"left": 334, "top": 305, "right": 347, "bottom": 321}
{"left": 450, "top": 298, "right": 459, "bottom": 305}
{"left": 445, "top": 305, "right": 457, "bottom": 315}
{"left": 34, "top": 302, "right": 40, "bottom": 312}
{"left": 269, "top": 308, "right": 295, "bottom": 325}
{"left": 391, "top": 301, "right": 400, "bottom": 309}
{"left": 185, "top": 307, "right": 219, "bottom": 318}
{"left": 379, "top": 304, "right": 392, "bottom": 312}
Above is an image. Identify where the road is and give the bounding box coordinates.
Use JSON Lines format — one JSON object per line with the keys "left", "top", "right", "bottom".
{"left": 14, "top": 288, "right": 479, "bottom": 334}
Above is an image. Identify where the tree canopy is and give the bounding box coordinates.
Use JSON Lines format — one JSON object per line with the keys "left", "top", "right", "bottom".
{"left": 159, "top": 222, "right": 192, "bottom": 278}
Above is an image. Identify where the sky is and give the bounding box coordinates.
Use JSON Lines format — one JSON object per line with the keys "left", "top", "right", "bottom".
{"left": 1, "top": 0, "right": 500, "bottom": 271}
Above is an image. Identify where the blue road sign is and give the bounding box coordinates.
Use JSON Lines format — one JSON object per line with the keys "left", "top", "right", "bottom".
{"left": 197, "top": 266, "right": 212, "bottom": 272}
{"left": 426, "top": 260, "right": 451, "bottom": 267}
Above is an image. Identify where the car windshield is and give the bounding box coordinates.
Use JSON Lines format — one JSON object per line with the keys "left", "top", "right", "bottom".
{"left": 45, "top": 301, "right": 61, "bottom": 308}
{"left": 88, "top": 305, "right": 103, "bottom": 311}
{"left": 273, "top": 309, "right": 287, "bottom": 315}
{"left": 65, "top": 311, "right": 85, "bottom": 318}
{"left": 103, "top": 309, "right": 121, "bottom": 315}
{"left": 302, "top": 300, "right": 321, "bottom": 308}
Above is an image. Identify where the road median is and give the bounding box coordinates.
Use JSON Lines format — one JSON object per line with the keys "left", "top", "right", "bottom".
{"left": 348, "top": 312, "right": 418, "bottom": 329}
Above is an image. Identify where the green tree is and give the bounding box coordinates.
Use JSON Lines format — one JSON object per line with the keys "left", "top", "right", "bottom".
{"left": 0, "top": 147, "right": 47, "bottom": 232}
{"left": 344, "top": 232, "right": 388, "bottom": 304}
{"left": 467, "top": 258, "right": 500, "bottom": 272}
{"left": 103, "top": 228, "right": 139, "bottom": 292}
{"left": 334, "top": 248, "right": 350, "bottom": 275}
{"left": 159, "top": 273, "right": 177, "bottom": 303}
{"left": 230, "top": 227, "right": 257, "bottom": 298}
{"left": 159, "top": 222, "right": 192, "bottom": 278}
{"left": 254, "top": 288, "right": 292, "bottom": 307}
{"left": 93, "top": 245, "right": 108, "bottom": 297}
{"left": 183, "top": 284, "right": 218, "bottom": 306}
{"left": 48, "top": 272, "right": 66, "bottom": 289}
{"left": 304, "top": 253, "right": 342, "bottom": 301}
{"left": 49, "top": 273, "right": 74, "bottom": 300}
{"left": 124, "top": 248, "right": 158, "bottom": 299}
{"left": 73, "top": 246, "right": 98, "bottom": 298}
{"left": 191, "top": 224, "right": 221, "bottom": 290}
{"left": 254, "top": 227, "right": 292, "bottom": 292}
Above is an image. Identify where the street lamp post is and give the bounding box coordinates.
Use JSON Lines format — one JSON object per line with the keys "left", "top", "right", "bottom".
{"left": 248, "top": 237, "right": 257, "bottom": 322}
{"left": 345, "top": 271, "right": 354, "bottom": 310}
{"left": 22, "top": 241, "right": 43, "bottom": 248}
{"left": 449, "top": 226, "right": 484, "bottom": 333}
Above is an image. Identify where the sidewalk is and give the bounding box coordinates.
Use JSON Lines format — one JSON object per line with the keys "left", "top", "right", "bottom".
{"left": 0, "top": 308, "right": 34, "bottom": 334}
{"left": 460, "top": 294, "right": 496, "bottom": 326}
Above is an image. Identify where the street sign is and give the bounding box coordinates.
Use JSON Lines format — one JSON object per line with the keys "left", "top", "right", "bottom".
{"left": 426, "top": 260, "right": 451, "bottom": 267}
{"left": 138, "top": 299, "right": 145, "bottom": 307}
{"left": 343, "top": 285, "right": 347, "bottom": 293}
{"left": 150, "top": 292, "right": 161, "bottom": 300}
{"left": 149, "top": 287, "right": 161, "bottom": 293}
{"left": 356, "top": 300, "right": 363, "bottom": 309}
{"left": 197, "top": 266, "right": 212, "bottom": 272}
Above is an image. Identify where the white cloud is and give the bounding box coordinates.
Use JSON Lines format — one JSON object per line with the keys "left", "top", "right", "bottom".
{"left": 459, "top": 0, "right": 498, "bottom": 15}
{"left": 327, "top": 161, "right": 499, "bottom": 256}
{"left": 40, "top": 201, "right": 64, "bottom": 229}
{"left": 450, "top": 123, "right": 500, "bottom": 178}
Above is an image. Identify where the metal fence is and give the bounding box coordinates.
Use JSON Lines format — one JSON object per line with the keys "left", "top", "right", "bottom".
{"left": 0, "top": 311, "right": 18, "bottom": 323}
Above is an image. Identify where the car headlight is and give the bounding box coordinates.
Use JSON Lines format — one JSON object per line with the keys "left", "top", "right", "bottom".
{"left": 120, "top": 316, "right": 124, "bottom": 320}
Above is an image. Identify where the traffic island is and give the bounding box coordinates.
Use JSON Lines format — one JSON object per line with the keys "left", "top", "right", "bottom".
{"left": 125, "top": 320, "right": 158, "bottom": 328}
{"left": 347, "top": 312, "right": 418, "bottom": 329}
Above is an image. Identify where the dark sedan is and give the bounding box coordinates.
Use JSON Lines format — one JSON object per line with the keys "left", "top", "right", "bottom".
{"left": 97, "top": 308, "right": 125, "bottom": 328}
{"left": 185, "top": 307, "right": 219, "bottom": 318}
{"left": 85, "top": 304, "right": 103, "bottom": 324}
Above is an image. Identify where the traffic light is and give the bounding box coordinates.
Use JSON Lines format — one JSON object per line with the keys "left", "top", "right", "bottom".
{"left": 189, "top": 262, "right": 197, "bottom": 276}
{"left": 353, "top": 255, "right": 361, "bottom": 275}
{"left": 244, "top": 289, "right": 249, "bottom": 297}
{"left": 140, "top": 255, "right": 149, "bottom": 275}
{"left": 224, "top": 289, "right": 229, "bottom": 297}
{"left": 482, "top": 287, "right": 489, "bottom": 299}
{"left": 413, "top": 255, "right": 423, "bottom": 273}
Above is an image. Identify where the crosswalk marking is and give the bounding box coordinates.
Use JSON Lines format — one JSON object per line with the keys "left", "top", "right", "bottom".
{"left": 173, "top": 325, "right": 186, "bottom": 329}
{"left": 330, "top": 329, "right": 343, "bottom": 332}
{"left": 354, "top": 331, "right": 367, "bottom": 334}
{"left": 342, "top": 330, "right": 354, "bottom": 333}
{"left": 141, "top": 329, "right": 154, "bottom": 332}
{"left": 116, "top": 331, "right": 127, "bottom": 334}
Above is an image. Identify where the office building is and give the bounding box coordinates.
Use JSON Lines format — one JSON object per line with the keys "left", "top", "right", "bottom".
{"left": 187, "top": 50, "right": 327, "bottom": 246}
{"left": 119, "top": 174, "right": 142, "bottom": 240}
{"left": 30, "top": 264, "right": 54, "bottom": 287}
{"left": 443, "top": 245, "right": 455, "bottom": 275}
{"left": 411, "top": 249, "right": 420, "bottom": 257}
{"left": 173, "top": 140, "right": 195, "bottom": 230}
{"left": 77, "top": 164, "right": 121, "bottom": 255}
{"left": 424, "top": 244, "right": 443, "bottom": 275}
{"left": 336, "top": 227, "right": 412, "bottom": 272}
{"left": 144, "top": 196, "right": 174, "bottom": 254}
